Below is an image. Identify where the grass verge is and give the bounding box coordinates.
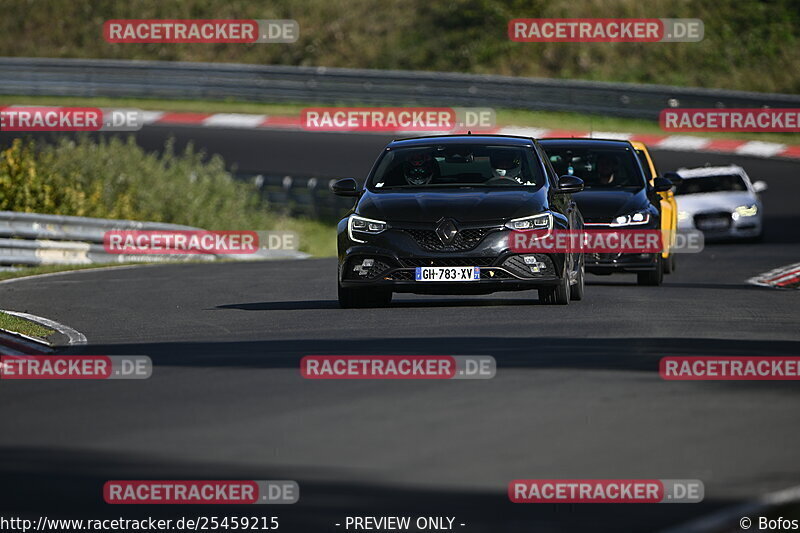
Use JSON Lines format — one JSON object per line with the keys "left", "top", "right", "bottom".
{"left": 4, "top": 95, "right": 800, "bottom": 146}
{"left": 0, "top": 310, "right": 55, "bottom": 339}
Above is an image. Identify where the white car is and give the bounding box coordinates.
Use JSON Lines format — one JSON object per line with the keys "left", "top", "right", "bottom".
{"left": 673, "top": 165, "right": 767, "bottom": 241}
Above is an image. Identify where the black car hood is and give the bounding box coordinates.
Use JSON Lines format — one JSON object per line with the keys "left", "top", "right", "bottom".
{"left": 573, "top": 188, "right": 648, "bottom": 221}
{"left": 357, "top": 188, "right": 548, "bottom": 223}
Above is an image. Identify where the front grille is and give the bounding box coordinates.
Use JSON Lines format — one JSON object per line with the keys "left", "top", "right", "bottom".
{"left": 389, "top": 270, "right": 415, "bottom": 281}
{"left": 694, "top": 211, "right": 731, "bottom": 232}
{"left": 399, "top": 257, "right": 496, "bottom": 268}
{"left": 502, "top": 254, "right": 556, "bottom": 278}
{"left": 401, "top": 227, "right": 497, "bottom": 252}
{"left": 590, "top": 252, "right": 623, "bottom": 261}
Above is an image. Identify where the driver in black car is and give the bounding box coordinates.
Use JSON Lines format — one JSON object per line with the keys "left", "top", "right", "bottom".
{"left": 489, "top": 149, "right": 523, "bottom": 183}
{"left": 595, "top": 153, "right": 619, "bottom": 185}
{"left": 403, "top": 151, "right": 437, "bottom": 186}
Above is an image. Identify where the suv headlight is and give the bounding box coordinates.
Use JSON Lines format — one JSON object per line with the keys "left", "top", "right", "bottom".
{"left": 610, "top": 211, "right": 651, "bottom": 227}
{"left": 505, "top": 212, "right": 553, "bottom": 231}
{"left": 348, "top": 214, "right": 388, "bottom": 243}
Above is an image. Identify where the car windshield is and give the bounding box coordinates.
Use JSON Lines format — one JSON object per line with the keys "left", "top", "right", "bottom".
{"left": 674, "top": 174, "right": 748, "bottom": 195}
{"left": 542, "top": 145, "right": 646, "bottom": 189}
{"left": 368, "top": 144, "right": 544, "bottom": 190}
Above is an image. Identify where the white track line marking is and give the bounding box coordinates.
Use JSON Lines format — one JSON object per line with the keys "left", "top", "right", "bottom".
{"left": 589, "top": 131, "right": 632, "bottom": 140}
{"left": 203, "top": 113, "right": 269, "bottom": 128}
{"left": 499, "top": 126, "right": 551, "bottom": 138}
{"left": 655, "top": 136, "right": 711, "bottom": 150}
{"left": 736, "top": 141, "right": 787, "bottom": 157}
{"left": 139, "top": 111, "right": 165, "bottom": 124}
{"left": 2, "top": 310, "right": 87, "bottom": 345}
{"left": 0, "top": 264, "right": 153, "bottom": 286}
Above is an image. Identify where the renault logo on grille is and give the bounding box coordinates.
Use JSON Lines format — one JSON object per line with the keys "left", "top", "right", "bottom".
{"left": 436, "top": 219, "right": 459, "bottom": 244}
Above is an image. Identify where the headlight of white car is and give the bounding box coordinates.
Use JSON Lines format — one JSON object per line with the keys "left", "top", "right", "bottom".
{"left": 348, "top": 214, "right": 388, "bottom": 243}
{"left": 733, "top": 204, "right": 758, "bottom": 218}
{"left": 678, "top": 210, "right": 690, "bottom": 221}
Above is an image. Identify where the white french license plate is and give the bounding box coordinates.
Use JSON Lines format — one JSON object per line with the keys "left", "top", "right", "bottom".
{"left": 415, "top": 266, "right": 480, "bottom": 282}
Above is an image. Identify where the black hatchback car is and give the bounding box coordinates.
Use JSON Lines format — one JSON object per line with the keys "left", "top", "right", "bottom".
{"left": 539, "top": 139, "right": 673, "bottom": 286}
{"left": 332, "top": 135, "right": 585, "bottom": 307}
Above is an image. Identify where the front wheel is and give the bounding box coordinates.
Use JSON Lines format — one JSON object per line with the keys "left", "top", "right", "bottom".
{"left": 539, "top": 274, "right": 570, "bottom": 305}
{"left": 663, "top": 253, "right": 676, "bottom": 274}
{"left": 338, "top": 284, "right": 392, "bottom": 308}
{"left": 637, "top": 255, "right": 664, "bottom": 286}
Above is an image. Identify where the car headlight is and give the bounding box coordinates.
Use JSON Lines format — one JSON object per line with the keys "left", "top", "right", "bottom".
{"left": 678, "top": 210, "right": 690, "bottom": 221}
{"left": 610, "top": 211, "right": 651, "bottom": 227}
{"left": 505, "top": 212, "right": 553, "bottom": 231}
{"left": 348, "top": 214, "right": 388, "bottom": 243}
{"left": 733, "top": 204, "right": 758, "bottom": 218}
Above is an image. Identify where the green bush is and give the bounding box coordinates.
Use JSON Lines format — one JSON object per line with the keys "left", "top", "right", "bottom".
{"left": 0, "top": 136, "right": 336, "bottom": 255}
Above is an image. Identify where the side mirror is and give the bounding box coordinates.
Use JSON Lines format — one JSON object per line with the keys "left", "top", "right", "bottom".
{"left": 558, "top": 175, "right": 584, "bottom": 193}
{"left": 752, "top": 180, "right": 768, "bottom": 193}
{"left": 331, "top": 178, "right": 359, "bottom": 197}
{"left": 663, "top": 171, "right": 683, "bottom": 185}
{"left": 653, "top": 177, "right": 673, "bottom": 192}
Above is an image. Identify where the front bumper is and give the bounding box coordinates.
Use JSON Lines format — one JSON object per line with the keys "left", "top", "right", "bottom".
{"left": 678, "top": 212, "right": 762, "bottom": 241}
{"left": 585, "top": 252, "right": 659, "bottom": 273}
{"left": 338, "top": 226, "right": 568, "bottom": 294}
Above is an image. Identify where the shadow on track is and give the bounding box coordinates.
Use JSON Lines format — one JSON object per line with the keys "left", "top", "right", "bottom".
{"left": 217, "top": 298, "right": 539, "bottom": 311}
{"left": 0, "top": 446, "right": 735, "bottom": 533}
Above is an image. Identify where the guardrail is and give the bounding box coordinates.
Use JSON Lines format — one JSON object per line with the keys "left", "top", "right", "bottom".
{"left": 245, "top": 173, "right": 355, "bottom": 221}
{"left": 0, "top": 211, "right": 305, "bottom": 266}
{"left": 2, "top": 57, "right": 800, "bottom": 119}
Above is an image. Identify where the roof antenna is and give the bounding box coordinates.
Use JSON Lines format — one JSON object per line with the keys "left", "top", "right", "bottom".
{"left": 467, "top": 130, "right": 472, "bottom": 135}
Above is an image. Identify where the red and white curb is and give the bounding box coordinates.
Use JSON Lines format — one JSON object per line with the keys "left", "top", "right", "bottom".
{"left": 748, "top": 263, "right": 800, "bottom": 289}
{"left": 3, "top": 105, "right": 798, "bottom": 160}
{"left": 139, "top": 111, "right": 800, "bottom": 160}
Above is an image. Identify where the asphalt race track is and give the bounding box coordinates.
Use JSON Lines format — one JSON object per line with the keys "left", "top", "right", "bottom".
{"left": 1, "top": 126, "right": 799, "bottom": 532}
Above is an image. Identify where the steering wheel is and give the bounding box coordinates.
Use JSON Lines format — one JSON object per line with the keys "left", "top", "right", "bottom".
{"left": 484, "top": 176, "right": 520, "bottom": 186}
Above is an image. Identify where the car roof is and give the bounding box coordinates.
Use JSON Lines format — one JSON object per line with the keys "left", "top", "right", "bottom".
{"left": 676, "top": 165, "right": 745, "bottom": 178}
{"left": 630, "top": 140, "right": 648, "bottom": 150}
{"left": 538, "top": 138, "right": 636, "bottom": 149}
{"left": 388, "top": 134, "right": 536, "bottom": 148}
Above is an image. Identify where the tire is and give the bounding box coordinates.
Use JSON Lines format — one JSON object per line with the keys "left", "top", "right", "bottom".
{"left": 338, "top": 284, "right": 392, "bottom": 308}
{"left": 663, "top": 253, "right": 676, "bottom": 274}
{"left": 539, "top": 271, "right": 570, "bottom": 305}
{"left": 569, "top": 258, "right": 584, "bottom": 301}
{"left": 637, "top": 255, "right": 664, "bottom": 286}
